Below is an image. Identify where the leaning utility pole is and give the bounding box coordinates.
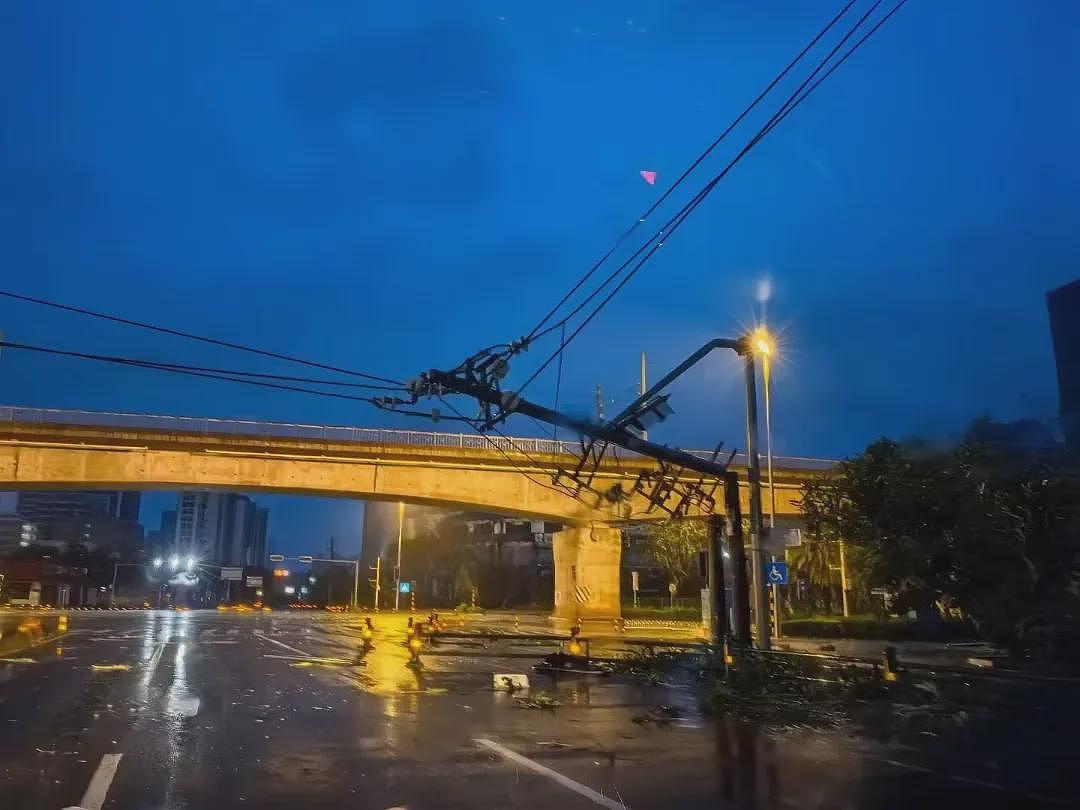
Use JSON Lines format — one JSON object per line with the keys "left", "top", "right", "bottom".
{"left": 398, "top": 332, "right": 773, "bottom": 646}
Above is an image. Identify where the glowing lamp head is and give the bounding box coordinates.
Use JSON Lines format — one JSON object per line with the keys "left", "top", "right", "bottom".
{"left": 152, "top": 558, "right": 163, "bottom": 568}
{"left": 170, "top": 556, "right": 181, "bottom": 570}
{"left": 751, "top": 325, "right": 775, "bottom": 358}
{"left": 185, "top": 556, "right": 196, "bottom": 570}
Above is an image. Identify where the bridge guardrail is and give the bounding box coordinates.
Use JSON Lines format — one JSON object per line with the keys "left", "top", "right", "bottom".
{"left": 0, "top": 405, "right": 833, "bottom": 469}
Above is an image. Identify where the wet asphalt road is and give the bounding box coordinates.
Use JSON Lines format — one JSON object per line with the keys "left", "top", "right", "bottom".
{"left": 0, "top": 610, "right": 1073, "bottom": 809}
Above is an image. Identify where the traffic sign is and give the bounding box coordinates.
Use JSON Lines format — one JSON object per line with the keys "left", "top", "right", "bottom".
{"left": 398, "top": 581, "right": 411, "bottom": 594}
{"left": 246, "top": 576, "right": 263, "bottom": 588}
{"left": 766, "top": 561, "right": 789, "bottom": 585}
{"left": 269, "top": 554, "right": 285, "bottom": 562}
{"left": 221, "top": 567, "right": 243, "bottom": 581}
{"left": 297, "top": 555, "right": 313, "bottom": 564}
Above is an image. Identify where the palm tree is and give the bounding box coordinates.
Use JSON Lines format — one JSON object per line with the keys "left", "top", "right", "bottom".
{"left": 786, "top": 540, "right": 841, "bottom": 615}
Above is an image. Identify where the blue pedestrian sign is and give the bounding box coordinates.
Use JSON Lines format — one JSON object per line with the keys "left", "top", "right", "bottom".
{"left": 766, "top": 561, "right": 789, "bottom": 585}
{"left": 398, "top": 581, "right": 412, "bottom": 594}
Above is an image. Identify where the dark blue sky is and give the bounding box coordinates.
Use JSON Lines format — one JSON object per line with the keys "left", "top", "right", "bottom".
{"left": 2, "top": 2, "right": 1078, "bottom": 552}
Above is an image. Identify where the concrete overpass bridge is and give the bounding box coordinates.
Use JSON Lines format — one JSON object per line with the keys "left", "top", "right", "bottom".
{"left": 0, "top": 406, "right": 833, "bottom": 618}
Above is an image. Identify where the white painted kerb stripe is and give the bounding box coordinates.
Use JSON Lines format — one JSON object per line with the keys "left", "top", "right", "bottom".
{"left": 475, "top": 738, "right": 626, "bottom": 809}
{"left": 72, "top": 752, "right": 123, "bottom": 810}
{"left": 253, "top": 630, "right": 312, "bottom": 658}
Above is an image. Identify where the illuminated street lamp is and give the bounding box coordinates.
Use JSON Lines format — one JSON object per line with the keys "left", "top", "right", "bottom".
{"left": 170, "top": 556, "right": 181, "bottom": 571}
{"left": 749, "top": 325, "right": 778, "bottom": 529}
{"left": 152, "top": 558, "right": 163, "bottom": 568}
{"left": 185, "top": 556, "right": 196, "bottom": 571}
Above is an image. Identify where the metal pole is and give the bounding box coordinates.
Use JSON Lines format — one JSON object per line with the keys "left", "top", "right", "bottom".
{"left": 394, "top": 501, "right": 404, "bottom": 611}
{"left": 595, "top": 384, "right": 605, "bottom": 422}
{"left": 763, "top": 353, "right": 777, "bottom": 529}
{"left": 744, "top": 354, "right": 770, "bottom": 650}
{"left": 373, "top": 557, "right": 381, "bottom": 611}
{"left": 724, "top": 471, "right": 751, "bottom": 643}
{"left": 839, "top": 541, "right": 850, "bottom": 618}
{"left": 770, "top": 554, "right": 781, "bottom": 639}
{"left": 110, "top": 562, "right": 119, "bottom": 607}
{"left": 707, "top": 514, "right": 728, "bottom": 645}
{"left": 352, "top": 560, "right": 359, "bottom": 609}
{"left": 639, "top": 351, "right": 648, "bottom": 441}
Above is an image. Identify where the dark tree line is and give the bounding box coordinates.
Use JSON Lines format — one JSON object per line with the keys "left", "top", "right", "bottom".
{"left": 801, "top": 432, "right": 1080, "bottom": 661}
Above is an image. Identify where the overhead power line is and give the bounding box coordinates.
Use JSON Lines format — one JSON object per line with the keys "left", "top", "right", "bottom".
{"left": 0, "top": 289, "right": 403, "bottom": 385}
{"left": 514, "top": 0, "right": 905, "bottom": 396}
{"left": 0, "top": 340, "right": 406, "bottom": 392}
{"left": 1, "top": 340, "right": 387, "bottom": 404}
{"left": 522, "top": 0, "right": 859, "bottom": 345}
{"left": 435, "top": 395, "right": 584, "bottom": 501}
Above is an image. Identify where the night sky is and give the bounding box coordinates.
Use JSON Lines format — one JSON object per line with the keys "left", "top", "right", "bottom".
{"left": 2, "top": 2, "right": 1078, "bottom": 553}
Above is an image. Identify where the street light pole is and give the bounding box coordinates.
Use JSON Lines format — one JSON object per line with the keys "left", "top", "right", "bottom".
{"left": 762, "top": 350, "right": 777, "bottom": 530}
{"left": 352, "top": 559, "right": 360, "bottom": 610}
{"left": 394, "top": 501, "right": 404, "bottom": 611}
{"left": 743, "top": 352, "right": 771, "bottom": 650}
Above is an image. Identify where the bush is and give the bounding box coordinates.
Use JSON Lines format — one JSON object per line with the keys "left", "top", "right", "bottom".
{"left": 780, "top": 616, "right": 976, "bottom": 642}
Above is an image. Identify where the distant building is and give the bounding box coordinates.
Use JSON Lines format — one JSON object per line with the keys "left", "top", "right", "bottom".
{"left": 0, "top": 490, "right": 143, "bottom": 553}
{"left": 13, "top": 490, "right": 141, "bottom": 526}
{"left": 48, "top": 514, "right": 143, "bottom": 556}
{"left": 145, "top": 509, "right": 177, "bottom": 557}
{"left": 1048, "top": 279, "right": 1080, "bottom": 447}
{"left": 0, "top": 515, "right": 36, "bottom": 555}
{"left": 173, "top": 492, "right": 268, "bottom": 566}
{"left": 251, "top": 507, "right": 269, "bottom": 566}
{"left": 361, "top": 502, "right": 559, "bottom": 607}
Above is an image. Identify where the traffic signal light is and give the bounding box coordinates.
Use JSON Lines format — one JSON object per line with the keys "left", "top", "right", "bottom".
{"left": 273, "top": 568, "right": 289, "bottom": 578}
{"left": 297, "top": 555, "right": 313, "bottom": 564}
{"left": 269, "top": 554, "right": 285, "bottom": 562}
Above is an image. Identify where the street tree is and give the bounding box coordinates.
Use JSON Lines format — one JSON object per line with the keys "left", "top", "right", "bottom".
{"left": 801, "top": 435, "right": 1080, "bottom": 659}
{"left": 646, "top": 519, "right": 706, "bottom": 594}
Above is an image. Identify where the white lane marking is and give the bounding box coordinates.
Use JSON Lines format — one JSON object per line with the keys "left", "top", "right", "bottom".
{"left": 262, "top": 653, "right": 358, "bottom": 665}
{"left": 474, "top": 738, "right": 626, "bottom": 809}
{"left": 74, "top": 752, "right": 123, "bottom": 810}
{"left": 253, "top": 631, "right": 313, "bottom": 658}
{"left": 142, "top": 640, "right": 167, "bottom": 685}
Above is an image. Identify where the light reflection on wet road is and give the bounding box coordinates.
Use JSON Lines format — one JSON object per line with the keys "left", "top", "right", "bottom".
{"left": 0, "top": 611, "right": 1070, "bottom": 809}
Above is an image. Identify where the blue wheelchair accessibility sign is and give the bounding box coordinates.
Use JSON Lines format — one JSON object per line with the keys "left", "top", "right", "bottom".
{"left": 765, "top": 561, "right": 788, "bottom": 585}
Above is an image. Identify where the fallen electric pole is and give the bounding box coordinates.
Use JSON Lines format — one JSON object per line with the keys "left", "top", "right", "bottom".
{"left": 395, "top": 333, "right": 772, "bottom": 650}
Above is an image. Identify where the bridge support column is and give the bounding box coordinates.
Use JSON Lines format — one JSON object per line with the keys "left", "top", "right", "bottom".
{"left": 552, "top": 525, "right": 622, "bottom": 621}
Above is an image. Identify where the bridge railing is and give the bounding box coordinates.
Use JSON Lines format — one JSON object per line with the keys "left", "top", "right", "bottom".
{"left": 0, "top": 405, "right": 582, "bottom": 455}
{"left": 0, "top": 405, "right": 834, "bottom": 470}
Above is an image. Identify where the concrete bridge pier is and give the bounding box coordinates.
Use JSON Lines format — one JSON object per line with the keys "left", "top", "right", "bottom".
{"left": 552, "top": 525, "right": 622, "bottom": 621}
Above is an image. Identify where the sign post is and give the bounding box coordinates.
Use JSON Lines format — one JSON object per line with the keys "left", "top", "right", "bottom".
{"left": 766, "top": 559, "right": 787, "bottom": 639}
{"left": 631, "top": 570, "right": 640, "bottom": 607}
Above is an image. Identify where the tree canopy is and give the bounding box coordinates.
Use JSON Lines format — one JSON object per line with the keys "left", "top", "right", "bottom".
{"left": 801, "top": 436, "right": 1080, "bottom": 660}
{"left": 646, "top": 519, "right": 706, "bottom": 591}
